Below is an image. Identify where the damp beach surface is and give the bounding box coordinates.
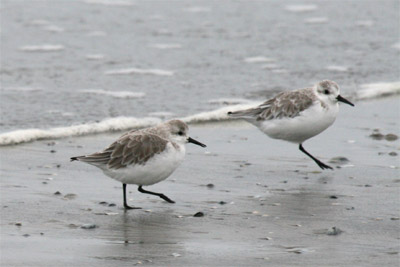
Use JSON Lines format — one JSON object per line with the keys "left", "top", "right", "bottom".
{"left": 1, "top": 97, "right": 399, "bottom": 267}
{"left": 1, "top": 0, "right": 399, "bottom": 266}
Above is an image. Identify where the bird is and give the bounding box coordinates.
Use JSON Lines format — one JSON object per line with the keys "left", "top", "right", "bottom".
{"left": 71, "top": 119, "right": 206, "bottom": 209}
{"left": 228, "top": 80, "right": 354, "bottom": 170}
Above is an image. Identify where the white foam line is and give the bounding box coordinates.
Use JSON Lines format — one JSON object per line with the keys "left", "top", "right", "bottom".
{"left": 2, "top": 87, "right": 43, "bottom": 92}
{"left": 29, "top": 19, "right": 50, "bottom": 26}
{"left": 83, "top": 0, "right": 135, "bottom": 6}
{"left": 183, "top": 7, "right": 211, "bottom": 13}
{"left": 85, "top": 54, "right": 105, "bottom": 60}
{"left": 305, "top": 17, "right": 328, "bottom": 24}
{"left": 325, "top": 65, "right": 349, "bottom": 72}
{"left": 19, "top": 44, "right": 65, "bottom": 52}
{"left": 80, "top": 89, "right": 145, "bottom": 98}
{"left": 356, "top": 82, "right": 400, "bottom": 100}
{"left": 181, "top": 103, "right": 259, "bottom": 123}
{"left": 285, "top": 5, "right": 317, "bottom": 12}
{"left": 392, "top": 42, "right": 400, "bottom": 50}
{"left": 244, "top": 56, "right": 275, "bottom": 63}
{"left": 0, "top": 117, "right": 161, "bottom": 146}
{"left": 43, "top": 25, "right": 65, "bottom": 32}
{"left": 149, "top": 43, "right": 182, "bottom": 49}
{"left": 105, "top": 68, "right": 174, "bottom": 76}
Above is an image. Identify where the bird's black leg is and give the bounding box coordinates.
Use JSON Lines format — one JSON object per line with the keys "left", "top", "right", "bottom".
{"left": 123, "top": 184, "right": 141, "bottom": 210}
{"left": 138, "top": 186, "right": 175, "bottom": 203}
{"left": 299, "top": 144, "right": 333, "bottom": 170}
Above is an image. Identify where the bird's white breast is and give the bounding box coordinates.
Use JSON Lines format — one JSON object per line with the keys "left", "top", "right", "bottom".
{"left": 256, "top": 101, "right": 339, "bottom": 143}
{"left": 102, "top": 142, "right": 186, "bottom": 186}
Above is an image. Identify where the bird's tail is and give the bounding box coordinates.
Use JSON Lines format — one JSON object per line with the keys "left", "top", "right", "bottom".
{"left": 70, "top": 156, "right": 81, "bottom": 162}
{"left": 227, "top": 107, "right": 263, "bottom": 119}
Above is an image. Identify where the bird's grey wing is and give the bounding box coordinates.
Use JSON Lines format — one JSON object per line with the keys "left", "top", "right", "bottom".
{"left": 227, "top": 92, "right": 285, "bottom": 119}
{"left": 74, "top": 133, "right": 168, "bottom": 170}
{"left": 257, "top": 90, "right": 315, "bottom": 120}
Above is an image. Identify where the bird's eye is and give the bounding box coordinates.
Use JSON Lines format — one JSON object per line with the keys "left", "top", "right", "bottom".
{"left": 178, "top": 131, "right": 184, "bottom": 136}
{"left": 324, "top": 89, "right": 330, "bottom": 95}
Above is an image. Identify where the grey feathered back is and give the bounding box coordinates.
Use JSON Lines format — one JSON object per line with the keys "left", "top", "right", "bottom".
{"left": 229, "top": 88, "right": 316, "bottom": 121}
{"left": 72, "top": 132, "right": 168, "bottom": 170}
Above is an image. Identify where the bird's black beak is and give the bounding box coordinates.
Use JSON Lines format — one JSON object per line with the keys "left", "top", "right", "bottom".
{"left": 187, "top": 137, "right": 206, "bottom": 147}
{"left": 336, "top": 95, "right": 354, "bottom": 107}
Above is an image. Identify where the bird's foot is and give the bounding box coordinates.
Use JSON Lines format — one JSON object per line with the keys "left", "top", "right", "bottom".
{"left": 124, "top": 204, "right": 142, "bottom": 210}
{"left": 159, "top": 194, "right": 175, "bottom": 203}
{"left": 316, "top": 160, "right": 333, "bottom": 170}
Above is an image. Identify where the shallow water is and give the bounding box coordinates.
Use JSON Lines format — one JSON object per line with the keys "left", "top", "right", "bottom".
{"left": 0, "top": 0, "right": 399, "bottom": 137}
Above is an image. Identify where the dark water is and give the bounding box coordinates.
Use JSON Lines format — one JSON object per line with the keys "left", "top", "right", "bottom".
{"left": 1, "top": 0, "right": 399, "bottom": 132}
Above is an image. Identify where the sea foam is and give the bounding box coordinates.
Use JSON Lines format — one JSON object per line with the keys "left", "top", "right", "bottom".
{"left": 305, "top": 17, "right": 328, "bottom": 24}
{"left": 19, "top": 45, "right": 65, "bottom": 52}
{"left": 183, "top": 7, "right": 211, "bottom": 13}
{"left": 43, "top": 25, "right": 65, "bottom": 32}
{"left": 80, "top": 89, "right": 145, "bottom": 98}
{"left": 85, "top": 54, "right": 105, "bottom": 60}
{"left": 182, "top": 103, "right": 259, "bottom": 123}
{"left": 356, "top": 82, "right": 400, "bottom": 100}
{"left": 285, "top": 5, "right": 317, "bottom": 13}
{"left": 0, "top": 102, "right": 260, "bottom": 145}
{"left": 3, "top": 86, "right": 42, "bottom": 92}
{"left": 83, "top": 0, "right": 135, "bottom": 6}
{"left": 325, "top": 65, "right": 349, "bottom": 72}
{"left": 149, "top": 43, "right": 182, "bottom": 49}
{"left": 0, "top": 117, "right": 161, "bottom": 146}
{"left": 244, "top": 56, "right": 275, "bottom": 63}
{"left": 105, "top": 68, "right": 174, "bottom": 76}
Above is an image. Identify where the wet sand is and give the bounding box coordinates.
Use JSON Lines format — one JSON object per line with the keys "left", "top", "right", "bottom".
{"left": 1, "top": 97, "right": 399, "bottom": 266}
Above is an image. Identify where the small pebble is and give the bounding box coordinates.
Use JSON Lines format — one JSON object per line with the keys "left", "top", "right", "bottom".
{"left": 171, "top": 253, "right": 181, "bottom": 257}
{"left": 329, "top": 195, "right": 338, "bottom": 199}
{"left": 219, "top": 201, "right": 227, "bottom": 205}
{"left": 193, "top": 212, "right": 204, "bottom": 217}
{"left": 63, "top": 193, "right": 77, "bottom": 200}
{"left": 388, "top": 152, "right": 397, "bottom": 156}
{"left": 15, "top": 223, "right": 22, "bottom": 226}
{"left": 390, "top": 217, "right": 399, "bottom": 220}
{"left": 206, "top": 183, "right": 214, "bottom": 188}
{"left": 99, "top": 201, "right": 108, "bottom": 205}
{"left": 364, "top": 184, "right": 372, "bottom": 187}
{"left": 370, "top": 133, "right": 384, "bottom": 140}
{"left": 81, "top": 224, "right": 97, "bottom": 229}
{"left": 54, "top": 191, "right": 61, "bottom": 195}
{"left": 385, "top": 134, "right": 398, "bottom": 141}
{"left": 56, "top": 164, "right": 61, "bottom": 168}
{"left": 50, "top": 150, "right": 56, "bottom": 153}
{"left": 108, "top": 203, "right": 116, "bottom": 207}
{"left": 23, "top": 234, "right": 30, "bottom": 237}
{"left": 326, "top": 227, "right": 342, "bottom": 236}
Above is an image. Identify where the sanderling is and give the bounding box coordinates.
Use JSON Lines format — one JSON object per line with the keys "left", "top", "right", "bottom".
{"left": 71, "top": 120, "right": 206, "bottom": 209}
{"left": 228, "top": 80, "right": 354, "bottom": 170}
